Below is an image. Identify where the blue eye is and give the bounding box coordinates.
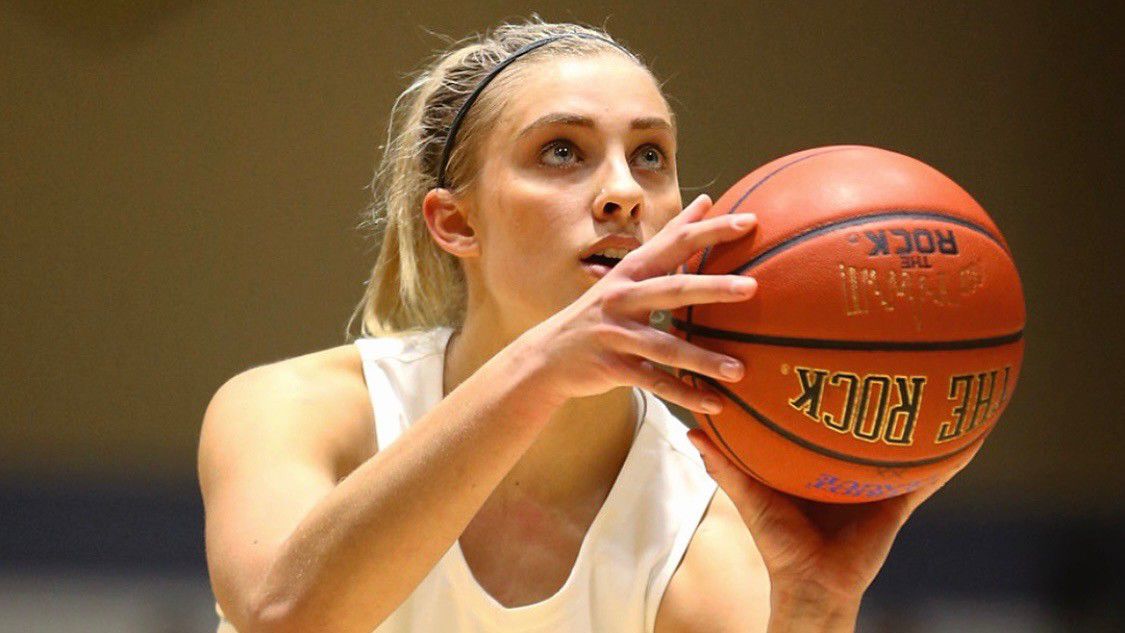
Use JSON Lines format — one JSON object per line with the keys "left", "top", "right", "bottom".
{"left": 540, "top": 140, "right": 580, "bottom": 167}
{"left": 633, "top": 144, "right": 667, "bottom": 170}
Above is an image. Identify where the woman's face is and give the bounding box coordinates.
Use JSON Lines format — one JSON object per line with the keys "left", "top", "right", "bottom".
{"left": 465, "top": 52, "right": 681, "bottom": 330}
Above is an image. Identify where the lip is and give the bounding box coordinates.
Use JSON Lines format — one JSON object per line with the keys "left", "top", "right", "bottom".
{"left": 578, "top": 234, "right": 643, "bottom": 261}
{"left": 581, "top": 260, "right": 614, "bottom": 279}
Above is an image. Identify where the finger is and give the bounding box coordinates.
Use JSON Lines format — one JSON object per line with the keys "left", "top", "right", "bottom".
{"left": 858, "top": 436, "right": 990, "bottom": 535}
{"left": 607, "top": 273, "right": 757, "bottom": 314}
{"left": 626, "top": 359, "right": 727, "bottom": 414}
{"left": 900, "top": 436, "right": 987, "bottom": 514}
{"left": 615, "top": 322, "right": 745, "bottom": 384}
{"left": 935, "top": 436, "right": 985, "bottom": 485}
{"left": 686, "top": 428, "right": 807, "bottom": 533}
{"left": 662, "top": 194, "right": 712, "bottom": 231}
{"left": 626, "top": 211, "right": 758, "bottom": 279}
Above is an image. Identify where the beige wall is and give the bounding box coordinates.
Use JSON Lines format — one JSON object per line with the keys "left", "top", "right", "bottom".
{"left": 1, "top": 2, "right": 1118, "bottom": 514}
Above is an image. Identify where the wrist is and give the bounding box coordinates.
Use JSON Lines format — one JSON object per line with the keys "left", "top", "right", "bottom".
{"left": 493, "top": 331, "right": 568, "bottom": 413}
{"left": 767, "top": 582, "right": 861, "bottom": 633}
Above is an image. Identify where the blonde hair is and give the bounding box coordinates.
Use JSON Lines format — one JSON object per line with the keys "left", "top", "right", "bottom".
{"left": 347, "top": 18, "right": 650, "bottom": 339}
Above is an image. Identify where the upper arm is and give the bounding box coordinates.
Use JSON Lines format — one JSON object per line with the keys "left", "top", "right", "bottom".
{"left": 197, "top": 360, "right": 375, "bottom": 627}
{"left": 654, "top": 488, "right": 772, "bottom": 633}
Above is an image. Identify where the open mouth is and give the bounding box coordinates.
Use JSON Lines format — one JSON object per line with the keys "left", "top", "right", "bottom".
{"left": 581, "top": 253, "right": 624, "bottom": 268}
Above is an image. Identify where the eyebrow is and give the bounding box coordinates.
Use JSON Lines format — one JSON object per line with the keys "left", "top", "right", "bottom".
{"left": 516, "top": 112, "right": 675, "bottom": 139}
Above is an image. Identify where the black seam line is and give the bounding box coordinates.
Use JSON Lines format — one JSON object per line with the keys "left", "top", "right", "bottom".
{"left": 670, "top": 319, "right": 1024, "bottom": 351}
{"left": 692, "top": 147, "right": 856, "bottom": 277}
{"left": 695, "top": 374, "right": 986, "bottom": 469}
{"left": 679, "top": 368, "right": 760, "bottom": 478}
{"left": 685, "top": 372, "right": 770, "bottom": 478}
{"left": 700, "top": 413, "right": 767, "bottom": 480}
{"left": 729, "top": 210, "right": 1008, "bottom": 276}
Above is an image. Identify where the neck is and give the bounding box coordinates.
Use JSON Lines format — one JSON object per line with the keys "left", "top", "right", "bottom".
{"left": 443, "top": 308, "right": 639, "bottom": 509}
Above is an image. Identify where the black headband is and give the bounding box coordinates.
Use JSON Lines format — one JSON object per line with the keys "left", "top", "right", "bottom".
{"left": 435, "top": 33, "right": 636, "bottom": 189}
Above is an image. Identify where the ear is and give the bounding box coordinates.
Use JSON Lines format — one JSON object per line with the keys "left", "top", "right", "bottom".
{"left": 422, "top": 188, "right": 480, "bottom": 259}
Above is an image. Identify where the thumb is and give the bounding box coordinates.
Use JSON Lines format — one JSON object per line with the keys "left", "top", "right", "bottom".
{"left": 687, "top": 428, "right": 792, "bottom": 531}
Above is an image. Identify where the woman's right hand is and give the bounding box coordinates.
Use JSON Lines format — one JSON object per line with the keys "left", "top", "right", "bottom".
{"left": 518, "top": 194, "right": 759, "bottom": 415}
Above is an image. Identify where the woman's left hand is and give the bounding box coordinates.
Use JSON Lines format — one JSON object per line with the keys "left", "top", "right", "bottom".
{"left": 687, "top": 428, "right": 981, "bottom": 632}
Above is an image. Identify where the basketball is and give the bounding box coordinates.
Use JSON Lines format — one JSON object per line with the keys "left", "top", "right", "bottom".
{"left": 671, "top": 145, "right": 1025, "bottom": 503}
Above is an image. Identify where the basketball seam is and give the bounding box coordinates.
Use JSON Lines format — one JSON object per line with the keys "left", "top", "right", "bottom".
{"left": 728, "top": 210, "right": 1011, "bottom": 277}
{"left": 670, "top": 319, "right": 1024, "bottom": 351}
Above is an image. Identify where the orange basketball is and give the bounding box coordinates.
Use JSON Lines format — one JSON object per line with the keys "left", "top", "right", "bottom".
{"left": 671, "top": 145, "right": 1025, "bottom": 503}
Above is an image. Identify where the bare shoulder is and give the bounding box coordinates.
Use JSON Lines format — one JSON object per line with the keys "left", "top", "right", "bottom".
{"left": 198, "top": 343, "right": 377, "bottom": 624}
{"left": 199, "top": 343, "right": 377, "bottom": 492}
{"left": 654, "top": 487, "right": 771, "bottom": 633}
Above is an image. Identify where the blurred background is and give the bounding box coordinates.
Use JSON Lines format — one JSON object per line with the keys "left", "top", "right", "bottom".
{"left": 1, "top": 1, "right": 1121, "bottom": 631}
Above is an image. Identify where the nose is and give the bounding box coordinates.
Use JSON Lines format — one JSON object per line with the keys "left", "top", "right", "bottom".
{"left": 592, "top": 157, "right": 644, "bottom": 223}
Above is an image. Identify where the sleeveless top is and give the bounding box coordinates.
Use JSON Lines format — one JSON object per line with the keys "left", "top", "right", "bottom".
{"left": 214, "top": 327, "right": 717, "bottom": 633}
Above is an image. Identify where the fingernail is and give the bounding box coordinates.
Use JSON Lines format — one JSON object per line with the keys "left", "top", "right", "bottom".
{"left": 732, "top": 213, "right": 757, "bottom": 229}
{"left": 720, "top": 359, "right": 743, "bottom": 380}
{"left": 701, "top": 396, "right": 722, "bottom": 414}
{"left": 733, "top": 277, "right": 757, "bottom": 294}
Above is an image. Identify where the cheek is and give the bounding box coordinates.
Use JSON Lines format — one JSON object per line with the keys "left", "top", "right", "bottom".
{"left": 477, "top": 189, "right": 579, "bottom": 288}
{"left": 645, "top": 191, "right": 683, "bottom": 240}
{"left": 495, "top": 192, "right": 568, "bottom": 251}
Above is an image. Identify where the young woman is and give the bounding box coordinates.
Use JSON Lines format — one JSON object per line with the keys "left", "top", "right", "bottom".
{"left": 199, "top": 19, "right": 976, "bottom": 633}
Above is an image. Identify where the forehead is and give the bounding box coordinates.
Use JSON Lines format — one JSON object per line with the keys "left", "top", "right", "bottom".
{"left": 496, "top": 53, "right": 672, "bottom": 134}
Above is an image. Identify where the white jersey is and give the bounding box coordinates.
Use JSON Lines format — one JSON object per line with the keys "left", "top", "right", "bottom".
{"left": 215, "top": 327, "right": 717, "bottom": 632}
